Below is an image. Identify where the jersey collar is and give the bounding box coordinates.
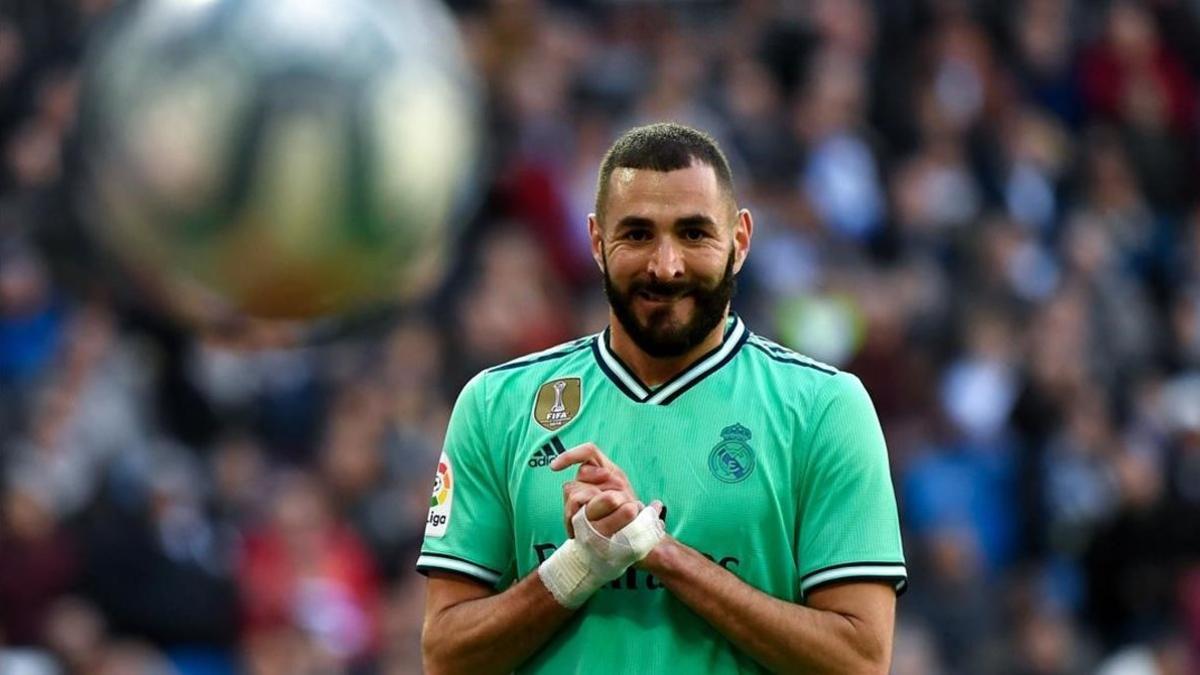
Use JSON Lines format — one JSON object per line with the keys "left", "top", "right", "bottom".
{"left": 592, "top": 313, "right": 749, "bottom": 405}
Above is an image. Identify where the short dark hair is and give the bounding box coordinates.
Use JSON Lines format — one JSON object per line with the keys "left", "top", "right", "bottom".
{"left": 594, "top": 122, "right": 735, "bottom": 223}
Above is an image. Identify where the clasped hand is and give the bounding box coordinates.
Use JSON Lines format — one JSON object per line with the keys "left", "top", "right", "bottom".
{"left": 535, "top": 442, "right": 664, "bottom": 609}
{"left": 551, "top": 443, "right": 662, "bottom": 538}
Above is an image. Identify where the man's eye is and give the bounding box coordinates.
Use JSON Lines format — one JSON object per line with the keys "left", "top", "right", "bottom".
{"left": 683, "top": 229, "right": 706, "bottom": 241}
{"left": 627, "top": 230, "right": 651, "bottom": 242}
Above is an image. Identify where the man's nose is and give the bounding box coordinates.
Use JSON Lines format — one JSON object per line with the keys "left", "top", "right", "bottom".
{"left": 647, "top": 237, "right": 685, "bottom": 280}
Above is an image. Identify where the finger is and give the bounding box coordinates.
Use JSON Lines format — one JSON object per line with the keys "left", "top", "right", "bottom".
{"left": 563, "top": 483, "right": 601, "bottom": 537}
{"left": 566, "top": 502, "right": 593, "bottom": 538}
{"left": 566, "top": 485, "right": 602, "bottom": 519}
{"left": 550, "top": 442, "right": 611, "bottom": 472}
{"left": 583, "top": 490, "right": 633, "bottom": 521}
{"left": 562, "top": 481, "right": 589, "bottom": 537}
{"left": 587, "top": 460, "right": 627, "bottom": 480}
{"left": 589, "top": 501, "right": 643, "bottom": 538}
{"left": 575, "top": 465, "right": 629, "bottom": 491}
{"left": 576, "top": 464, "right": 611, "bottom": 483}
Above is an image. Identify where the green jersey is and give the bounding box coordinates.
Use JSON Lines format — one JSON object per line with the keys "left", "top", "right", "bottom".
{"left": 418, "top": 315, "right": 906, "bottom": 674}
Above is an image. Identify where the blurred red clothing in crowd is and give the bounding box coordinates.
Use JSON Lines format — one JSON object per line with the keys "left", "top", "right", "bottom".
{"left": 237, "top": 474, "right": 381, "bottom": 667}
{"left": 0, "top": 487, "right": 79, "bottom": 646}
{"left": 1080, "top": 2, "right": 1197, "bottom": 136}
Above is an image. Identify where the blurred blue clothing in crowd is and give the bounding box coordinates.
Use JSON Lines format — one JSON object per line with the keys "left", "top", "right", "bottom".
{"left": 0, "top": 293, "right": 64, "bottom": 386}
{"left": 904, "top": 439, "right": 1019, "bottom": 577}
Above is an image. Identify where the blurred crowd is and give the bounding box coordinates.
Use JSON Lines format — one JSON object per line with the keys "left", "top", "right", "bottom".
{"left": 3, "top": 0, "right": 1200, "bottom": 673}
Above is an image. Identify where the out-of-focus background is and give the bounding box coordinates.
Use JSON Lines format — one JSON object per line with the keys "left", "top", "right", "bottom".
{"left": 2, "top": 0, "right": 1200, "bottom": 673}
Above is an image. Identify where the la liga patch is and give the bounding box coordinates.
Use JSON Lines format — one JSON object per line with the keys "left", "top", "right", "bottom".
{"left": 426, "top": 453, "right": 453, "bottom": 537}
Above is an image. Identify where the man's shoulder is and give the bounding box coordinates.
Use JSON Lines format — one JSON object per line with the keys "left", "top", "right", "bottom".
{"left": 485, "top": 334, "right": 597, "bottom": 374}
{"left": 452, "top": 335, "right": 598, "bottom": 430}
{"left": 742, "top": 333, "right": 841, "bottom": 383}
{"left": 739, "top": 333, "right": 864, "bottom": 418}
{"left": 469, "top": 334, "right": 599, "bottom": 396}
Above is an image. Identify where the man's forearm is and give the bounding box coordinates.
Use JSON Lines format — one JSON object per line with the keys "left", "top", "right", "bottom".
{"left": 641, "top": 537, "right": 892, "bottom": 675}
{"left": 422, "top": 572, "right": 574, "bottom": 675}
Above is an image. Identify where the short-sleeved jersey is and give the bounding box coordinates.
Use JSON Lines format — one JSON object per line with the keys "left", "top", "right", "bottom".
{"left": 417, "top": 315, "right": 906, "bottom": 674}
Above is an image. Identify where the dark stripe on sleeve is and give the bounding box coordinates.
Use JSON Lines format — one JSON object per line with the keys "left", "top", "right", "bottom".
{"left": 416, "top": 564, "right": 499, "bottom": 588}
{"left": 804, "top": 575, "right": 908, "bottom": 597}
{"left": 799, "top": 561, "right": 907, "bottom": 581}
{"left": 418, "top": 551, "right": 504, "bottom": 576}
{"left": 488, "top": 341, "right": 593, "bottom": 373}
{"left": 747, "top": 343, "right": 838, "bottom": 375}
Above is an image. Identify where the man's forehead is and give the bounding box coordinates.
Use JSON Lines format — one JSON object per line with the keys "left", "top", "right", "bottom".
{"left": 613, "top": 167, "right": 640, "bottom": 186}
{"left": 605, "top": 163, "right": 726, "bottom": 211}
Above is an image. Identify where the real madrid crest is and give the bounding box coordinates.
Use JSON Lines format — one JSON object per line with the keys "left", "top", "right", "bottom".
{"left": 533, "top": 377, "right": 582, "bottom": 431}
{"left": 709, "top": 423, "right": 755, "bottom": 483}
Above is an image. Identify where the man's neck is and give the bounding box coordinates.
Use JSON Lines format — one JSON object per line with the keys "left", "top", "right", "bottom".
{"left": 607, "top": 310, "right": 730, "bottom": 388}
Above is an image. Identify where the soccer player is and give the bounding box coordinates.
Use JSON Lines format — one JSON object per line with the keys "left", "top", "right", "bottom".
{"left": 418, "top": 123, "right": 906, "bottom": 674}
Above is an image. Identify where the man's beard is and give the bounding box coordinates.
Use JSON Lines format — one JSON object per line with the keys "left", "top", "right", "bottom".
{"left": 603, "top": 249, "right": 737, "bottom": 358}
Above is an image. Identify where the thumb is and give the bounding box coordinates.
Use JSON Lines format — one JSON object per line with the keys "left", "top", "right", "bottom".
{"left": 647, "top": 500, "right": 667, "bottom": 538}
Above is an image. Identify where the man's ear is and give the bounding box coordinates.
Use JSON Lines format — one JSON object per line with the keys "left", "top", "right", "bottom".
{"left": 733, "top": 208, "right": 753, "bottom": 274}
{"left": 588, "top": 214, "right": 605, "bottom": 271}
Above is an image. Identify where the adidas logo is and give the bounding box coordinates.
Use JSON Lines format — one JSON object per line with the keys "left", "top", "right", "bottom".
{"left": 528, "top": 437, "right": 567, "bottom": 468}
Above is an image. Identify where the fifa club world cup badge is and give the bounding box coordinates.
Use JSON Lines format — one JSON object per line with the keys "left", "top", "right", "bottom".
{"left": 426, "top": 453, "right": 453, "bottom": 538}
{"left": 709, "top": 424, "right": 756, "bottom": 483}
{"left": 533, "top": 378, "right": 582, "bottom": 431}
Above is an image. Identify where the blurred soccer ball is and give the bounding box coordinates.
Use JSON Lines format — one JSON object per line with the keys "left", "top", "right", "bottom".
{"left": 80, "top": 0, "right": 479, "bottom": 319}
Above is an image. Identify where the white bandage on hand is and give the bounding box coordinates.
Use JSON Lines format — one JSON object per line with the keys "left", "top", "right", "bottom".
{"left": 538, "top": 502, "right": 665, "bottom": 609}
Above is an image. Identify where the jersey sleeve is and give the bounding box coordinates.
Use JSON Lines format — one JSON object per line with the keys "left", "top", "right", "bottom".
{"left": 795, "top": 372, "right": 907, "bottom": 600}
{"left": 416, "top": 373, "right": 514, "bottom": 588}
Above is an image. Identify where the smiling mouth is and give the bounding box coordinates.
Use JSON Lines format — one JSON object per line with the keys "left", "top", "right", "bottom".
{"left": 637, "top": 290, "right": 689, "bottom": 304}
